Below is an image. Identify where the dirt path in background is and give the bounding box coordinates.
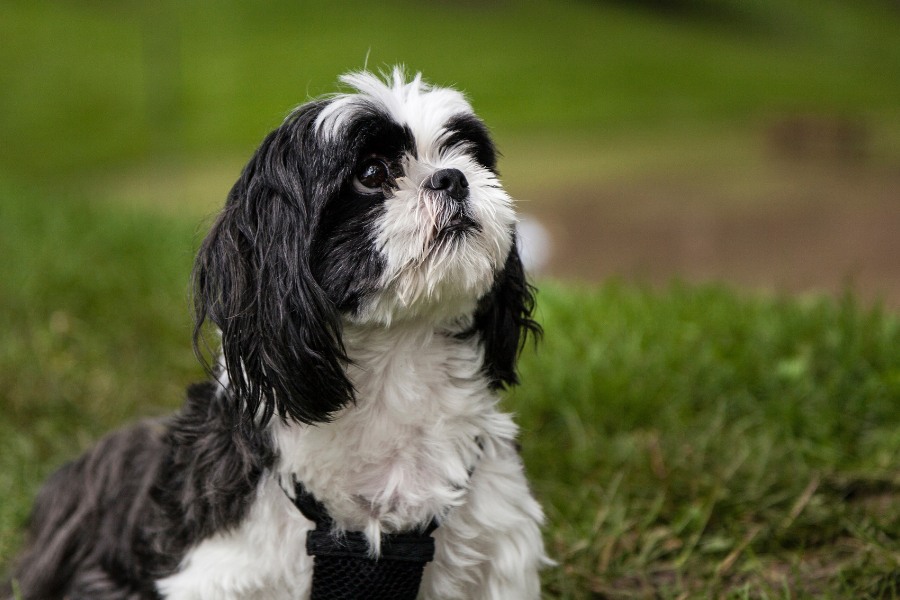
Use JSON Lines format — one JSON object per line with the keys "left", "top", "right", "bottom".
{"left": 97, "top": 135, "right": 899, "bottom": 308}
{"left": 526, "top": 161, "right": 900, "bottom": 308}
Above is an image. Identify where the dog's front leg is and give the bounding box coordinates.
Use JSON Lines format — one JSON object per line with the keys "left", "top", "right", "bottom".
{"left": 421, "top": 441, "right": 548, "bottom": 600}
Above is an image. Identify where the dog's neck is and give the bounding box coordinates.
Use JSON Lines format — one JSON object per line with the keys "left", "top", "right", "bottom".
{"left": 269, "top": 321, "right": 510, "bottom": 542}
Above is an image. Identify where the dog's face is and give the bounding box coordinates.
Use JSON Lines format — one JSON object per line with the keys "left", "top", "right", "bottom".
{"left": 193, "top": 70, "right": 537, "bottom": 425}
{"left": 312, "top": 72, "right": 516, "bottom": 325}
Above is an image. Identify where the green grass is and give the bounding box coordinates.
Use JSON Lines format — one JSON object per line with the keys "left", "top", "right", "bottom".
{"left": 517, "top": 281, "right": 900, "bottom": 597}
{"left": 0, "top": 180, "right": 203, "bottom": 565}
{"left": 1, "top": 182, "right": 898, "bottom": 597}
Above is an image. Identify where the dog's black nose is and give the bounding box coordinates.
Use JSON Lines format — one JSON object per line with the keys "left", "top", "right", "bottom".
{"left": 425, "top": 168, "right": 469, "bottom": 200}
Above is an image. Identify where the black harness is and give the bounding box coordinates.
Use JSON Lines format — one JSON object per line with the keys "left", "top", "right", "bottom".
{"left": 284, "top": 480, "right": 439, "bottom": 600}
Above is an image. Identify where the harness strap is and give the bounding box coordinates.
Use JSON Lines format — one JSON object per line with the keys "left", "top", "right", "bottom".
{"left": 283, "top": 479, "right": 439, "bottom": 600}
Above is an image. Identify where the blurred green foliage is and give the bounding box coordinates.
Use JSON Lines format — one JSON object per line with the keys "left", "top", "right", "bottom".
{"left": 1, "top": 0, "right": 899, "bottom": 178}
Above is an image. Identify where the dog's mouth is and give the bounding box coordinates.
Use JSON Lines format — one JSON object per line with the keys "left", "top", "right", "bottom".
{"left": 418, "top": 190, "right": 481, "bottom": 248}
{"left": 386, "top": 199, "right": 499, "bottom": 312}
{"left": 437, "top": 213, "right": 480, "bottom": 238}
{"left": 430, "top": 214, "right": 482, "bottom": 249}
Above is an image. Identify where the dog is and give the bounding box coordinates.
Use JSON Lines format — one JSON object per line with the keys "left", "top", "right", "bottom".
{"left": 9, "top": 69, "right": 548, "bottom": 599}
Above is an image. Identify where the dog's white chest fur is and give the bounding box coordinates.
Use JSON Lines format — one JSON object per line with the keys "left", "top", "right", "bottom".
{"left": 157, "top": 325, "right": 540, "bottom": 599}
{"left": 275, "top": 325, "right": 505, "bottom": 536}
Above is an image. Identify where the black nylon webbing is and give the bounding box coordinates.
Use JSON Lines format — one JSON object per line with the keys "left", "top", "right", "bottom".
{"left": 285, "top": 480, "right": 438, "bottom": 600}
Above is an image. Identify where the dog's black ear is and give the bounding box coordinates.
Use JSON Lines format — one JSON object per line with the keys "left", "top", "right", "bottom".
{"left": 192, "top": 114, "right": 353, "bottom": 425}
{"left": 468, "top": 236, "right": 541, "bottom": 389}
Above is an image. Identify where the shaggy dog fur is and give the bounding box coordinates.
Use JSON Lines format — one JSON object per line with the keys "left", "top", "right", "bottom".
{"left": 7, "top": 69, "right": 548, "bottom": 600}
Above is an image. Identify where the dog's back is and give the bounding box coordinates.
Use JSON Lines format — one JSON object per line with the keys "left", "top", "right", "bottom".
{"left": 10, "top": 422, "right": 165, "bottom": 599}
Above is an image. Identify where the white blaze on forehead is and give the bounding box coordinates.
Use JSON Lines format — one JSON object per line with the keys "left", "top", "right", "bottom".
{"left": 315, "top": 68, "right": 475, "bottom": 158}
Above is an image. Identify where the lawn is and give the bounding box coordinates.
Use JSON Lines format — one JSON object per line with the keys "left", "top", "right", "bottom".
{"left": 2, "top": 181, "right": 898, "bottom": 598}
{"left": 1, "top": 0, "right": 899, "bottom": 597}
{"left": 521, "top": 281, "right": 900, "bottom": 597}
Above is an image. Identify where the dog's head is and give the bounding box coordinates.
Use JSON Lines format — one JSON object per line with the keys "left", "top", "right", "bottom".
{"left": 193, "top": 69, "right": 538, "bottom": 425}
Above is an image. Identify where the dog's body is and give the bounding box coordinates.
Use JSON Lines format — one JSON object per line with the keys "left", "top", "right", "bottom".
{"left": 10, "top": 70, "right": 547, "bottom": 599}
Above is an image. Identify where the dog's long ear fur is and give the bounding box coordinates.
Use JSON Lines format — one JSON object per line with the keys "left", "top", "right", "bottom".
{"left": 468, "top": 237, "right": 541, "bottom": 389}
{"left": 192, "top": 108, "right": 353, "bottom": 425}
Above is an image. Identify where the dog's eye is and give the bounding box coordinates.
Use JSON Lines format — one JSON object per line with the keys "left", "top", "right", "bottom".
{"left": 354, "top": 158, "right": 391, "bottom": 193}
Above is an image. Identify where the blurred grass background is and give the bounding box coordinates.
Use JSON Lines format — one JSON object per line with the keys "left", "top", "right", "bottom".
{"left": 4, "top": 0, "right": 900, "bottom": 181}
{"left": 2, "top": 0, "right": 899, "bottom": 597}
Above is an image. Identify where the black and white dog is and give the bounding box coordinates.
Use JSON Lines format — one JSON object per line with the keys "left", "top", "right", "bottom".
{"left": 10, "top": 69, "right": 548, "bottom": 599}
